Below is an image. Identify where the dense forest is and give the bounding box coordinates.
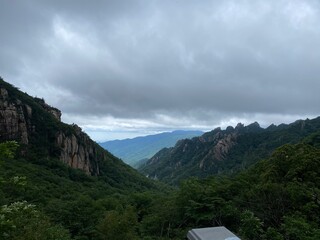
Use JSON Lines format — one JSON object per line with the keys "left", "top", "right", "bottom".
{"left": 1, "top": 78, "right": 320, "bottom": 239}
{"left": 1, "top": 136, "right": 320, "bottom": 239}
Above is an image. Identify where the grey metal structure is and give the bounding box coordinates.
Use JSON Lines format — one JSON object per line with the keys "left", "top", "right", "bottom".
{"left": 187, "top": 226, "right": 240, "bottom": 240}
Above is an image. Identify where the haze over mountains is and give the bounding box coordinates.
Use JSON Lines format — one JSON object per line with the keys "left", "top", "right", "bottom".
{"left": 99, "top": 130, "right": 203, "bottom": 167}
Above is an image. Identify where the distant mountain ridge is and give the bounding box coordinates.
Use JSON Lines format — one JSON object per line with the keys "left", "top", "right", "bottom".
{"left": 139, "top": 118, "right": 320, "bottom": 184}
{"left": 99, "top": 130, "right": 203, "bottom": 166}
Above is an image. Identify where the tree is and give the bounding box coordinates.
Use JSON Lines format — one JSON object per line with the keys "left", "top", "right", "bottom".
{"left": 98, "top": 206, "right": 139, "bottom": 240}
{"left": 0, "top": 142, "right": 71, "bottom": 239}
{"left": 239, "top": 210, "right": 264, "bottom": 240}
{"left": 0, "top": 201, "right": 70, "bottom": 240}
{"left": 0, "top": 141, "right": 18, "bottom": 162}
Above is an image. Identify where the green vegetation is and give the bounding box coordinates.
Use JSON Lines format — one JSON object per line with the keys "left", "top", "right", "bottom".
{"left": 0, "top": 141, "right": 170, "bottom": 239}
{"left": 2, "top": 137, "right": 320, "bottom": 239}
{"left": 172, "top": 143, "right": 320, "bottom": 239}
{"left": 0, "top": 141, "right": 70, "bottom": 239}
{"left": 140, "top": 118, "right": 320, "bottom": 184}
{"left": 0, "top": 78, "right": 169, "bottom": 239}
{"left": 1, "top": 78, "right": 320, "bottom": 239}
{"left": 0, "top": 201, "right": 71, "bottom": 240}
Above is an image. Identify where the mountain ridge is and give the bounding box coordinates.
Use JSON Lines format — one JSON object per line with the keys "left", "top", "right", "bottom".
{"left": 99, "top": 130, "right": 203, "bottom": 166}
{"left": 139, "top": 117, "right": 320, "bottom": 184}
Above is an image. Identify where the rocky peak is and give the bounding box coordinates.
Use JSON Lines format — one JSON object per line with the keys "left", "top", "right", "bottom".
{"left": 235, "top": 123, "right": 245, "bottom": 131}
{"left": 199, "top": 131, "right": 238, "bottom": 169}
{"left": 246, "top": 121, "right": 262, "bottom": 132}
{"left": 34, "top": 97, "right": 61, "bottom": 121}
{"left": 267, "top": 123, "right": 277, "bottom": 131}
{"left": 226, "top": 126, "right": 235, "bottom": 132}
{"left": 200, "top": 127, "right": 222, "bottom": 142}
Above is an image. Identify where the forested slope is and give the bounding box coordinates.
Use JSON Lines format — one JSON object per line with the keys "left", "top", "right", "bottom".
{"left": 0, "top": 78, "right": 166, "bottom": 239}
{"left": 140, "top": 118, "right": 320, "bottom": 184}
{"left": 1, "top": 77, "right": 320, "bottom": 240}
{"left": 133, "top": 135, "right": 320, "bottom": 239}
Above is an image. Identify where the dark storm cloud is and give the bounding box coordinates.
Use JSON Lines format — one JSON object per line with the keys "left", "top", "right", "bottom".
{"left": 1, "top": 0, "right": 320, "bottom": 139}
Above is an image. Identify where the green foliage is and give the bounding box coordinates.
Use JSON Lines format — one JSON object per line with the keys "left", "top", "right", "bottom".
{"left": 0, "top": 141, "right": 18, "bottom": 161}
{"left": 281, "top": 215, "right": 320, "bottom": 240}
{"left": 140, "top": 117, "right": 320, "bottom": 184}
{"left": 0, "top": 139, "right": 171, "bottom": 239}
{"left": 134, "top": 143, "right": 320, "bottom": 239}
{"left": 46, "top": 197, "right": 101, "bottom": 238}
{"left": 2, "top": 78, "right": 320, "bottom": 239}
{"left": 0, "top": 201, "right": 71, "bottom": 240}
{"left": 98, "top": 206, "right": 139, "bottom": 240}
{"left": 263, "top": 227, "right": 284, "bottom": 240}
{"left": 0, "top": 78, "right": 170, "bottom": 238}
{"left": 239, "top": 210, "right": 263, "bottom": 240}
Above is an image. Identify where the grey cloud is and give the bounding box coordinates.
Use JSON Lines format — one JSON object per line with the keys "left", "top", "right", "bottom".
{"left": 1, "top": 0, "right": 320, "bottom": 139}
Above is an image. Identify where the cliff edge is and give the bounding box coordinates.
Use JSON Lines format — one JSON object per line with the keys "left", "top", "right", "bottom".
{"left": 0, "top": 78, "right": 108, "bottom": 175}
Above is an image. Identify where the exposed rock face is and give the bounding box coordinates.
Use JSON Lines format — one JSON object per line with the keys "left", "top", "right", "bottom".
{"left": 146, "top": 128, "right": 239, "bottom": 173}
{"left": 141, "top": 124, "right": 263, "bottom": 181}
{"left": 213, "top": 133, "right": 237, "bottom": 160}
{"left": 0, "top": 88, "right": 30, "bottom": 144}
{"left": 199, "top": 132, "right": 237, "bottom": 169}
{"left": 0, "top": 84, "right": 101, "bottom": 175}
{"left": 56, "top": 125, "right": 100, "bottom": 175}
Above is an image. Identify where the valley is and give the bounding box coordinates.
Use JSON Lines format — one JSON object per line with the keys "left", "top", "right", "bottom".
{"left": 2, "top": 1, "right": 320, "bottom": 239}
{"left": 99, "top": 130, "right": 203, "bottom": 167}
{"left": 1, "top": 78, "right": 320, "bottom": 239}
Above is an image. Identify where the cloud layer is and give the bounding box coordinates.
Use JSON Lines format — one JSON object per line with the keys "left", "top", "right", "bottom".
{"left": 1, "top": 0, "right": 320, "bottom": 140}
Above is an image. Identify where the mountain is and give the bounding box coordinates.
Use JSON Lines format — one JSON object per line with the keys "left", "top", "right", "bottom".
{"left": 0, "top": 77, "right": 160, "bottom": 189}
{"left": 0, "top": 77, "right": 169, "bottom": 239}
{"left": 99, "top": 130, "right": 203, "bottom": 166}
{"left": 1, "top": 77, "right": 319, "bottom": 239}
{"left": 139, "top": 118, "right": 320, "bottom": 184}
{"left": 143, "top": 141, "right": 320, "bottom": 239}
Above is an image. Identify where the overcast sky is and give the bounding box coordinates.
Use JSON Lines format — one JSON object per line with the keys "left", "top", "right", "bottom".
{"left": 1, "top": 0, "right": 320, "bottom": 141}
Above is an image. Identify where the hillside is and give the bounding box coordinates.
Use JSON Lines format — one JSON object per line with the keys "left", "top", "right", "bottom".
{"left": 140, "top": 141, "right": 320, "bottom": 239}
{"left": 1, "top": 77, "right": 320, "bottom": 239}
{"left": 99, "top": 130, "right": 203, "bottom": 166}
{"left": 0, "top": 78, "right": 153, "bottom": 184}
{"left": 139, "top": 118, "right": 320, "bottom": 184}
{"left": 0, "top": 78, "right": 166, "bottom": 239}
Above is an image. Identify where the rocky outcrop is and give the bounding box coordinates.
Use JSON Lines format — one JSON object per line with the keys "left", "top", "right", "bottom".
{"left": 0, "top": 82, "right": 102, "bottom": 175}
{"left": 213, "top": 133, "right": 237, "bottom": 160}
{"left": 34, "top": 97, "right": 61, "bottom": 121}
{"left": 0, "top": 88, "right": 30, "bottom": 144}
{"left": 141, "top": 123, "right": 266, "bottom": 181}
{"left": 56, "top": 124, "right": 100, "bottom": 175}
{"left": 199, "top": 132, "right": 237, "bottom": 169}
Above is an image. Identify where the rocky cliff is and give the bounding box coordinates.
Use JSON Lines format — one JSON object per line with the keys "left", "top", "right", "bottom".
{"left": 55, "top": 124, "right": 100, "bottom": 175}
{"left": 0, "top": 87, "right": 31, "bottom": 145}
{"left": 0, "top": 79, "right": 105, "bottom": 175}
{"left": 139, "top": 118, "right": 320, "bottom": 184}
